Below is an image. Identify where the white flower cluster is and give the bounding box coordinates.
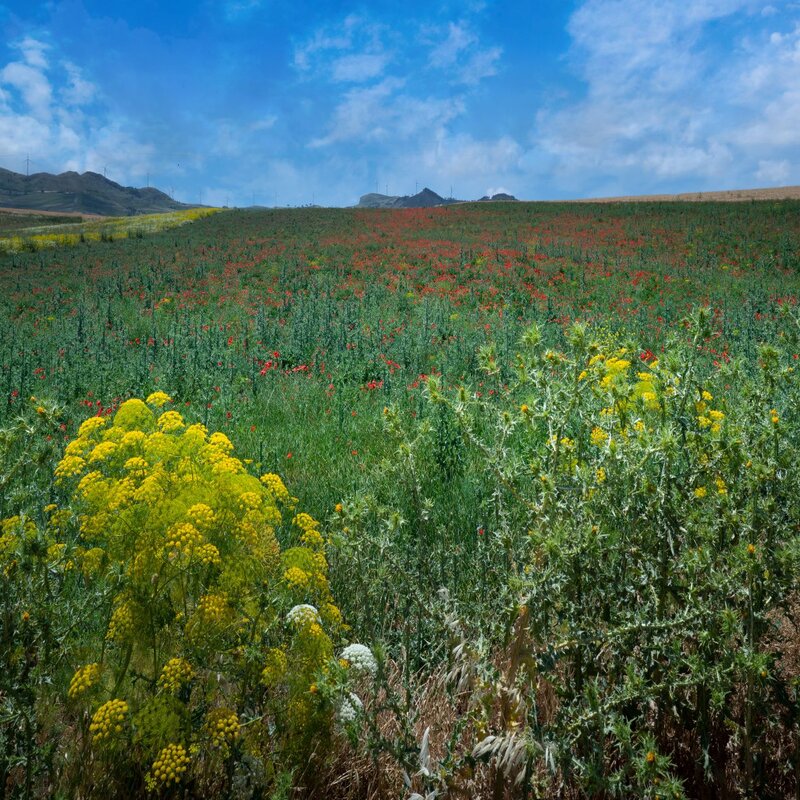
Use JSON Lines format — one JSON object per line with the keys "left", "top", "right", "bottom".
{"left": 286, "top": 604, "right": 320, "bottom": 626}
{"left": 337, "top": 692, "right": 363, "bottom": 723}
{"left": 339, "top": 643, "right": 377, "bottom": 676}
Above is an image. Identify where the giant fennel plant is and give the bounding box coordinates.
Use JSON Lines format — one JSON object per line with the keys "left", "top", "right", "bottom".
{"left": 47, "top": 393, "right": 344, "bottom": 795}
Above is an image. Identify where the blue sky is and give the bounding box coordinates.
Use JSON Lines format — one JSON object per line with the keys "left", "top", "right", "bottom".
{"left": 0, "top": 0, "right": 798, "bottom": 206}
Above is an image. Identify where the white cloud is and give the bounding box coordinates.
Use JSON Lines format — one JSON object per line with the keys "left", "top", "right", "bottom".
{"left": 422, "top": 133, "right": 521, "bottom": 178}
{"left": 62, "top": 62, "right": 96, "bottom": 106}
{"left": 17, "top": 37, "right": 49, "bottom": 70}
{"left": 756, "top": 158, "right": 791, "bottom": 183}
{"left": 1, "top": 61, "right": 52, "bottom": 119}
{"left": 459, "top": 45, "right": 501, "bottom": 84}
{"left": 533, "top": 0, "right": 800, "bottom": 193}
{"left": 429, "top": 22, "right": 476, "bottom": 67}
{"left": 250, "top": 115, "right": 277, "bottom": 131}
{"left": 426, "top": 20, "right": 502, "bottom": 84}
{"left": 0, "top": 112, "right": 51, "bottom": 157}
{"left": 729, "top": 23, "right": 800, "bottom": 149}
{"left": 309, "top": 77, "right": 464, "bottom": 147}
{"left": 81, "top": 125, "right": 156, "bottom": 181}
{"left": 331, "top": 53, "right": 389, "bottom": 82}
{"left": 293, "top": 15, "right": 383, "bottom": 73}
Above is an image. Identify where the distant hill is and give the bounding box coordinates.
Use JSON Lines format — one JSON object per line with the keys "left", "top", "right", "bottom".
{"left": 357, "top": 187, "right": 518, "bottom": 208}
{"left": 357, "top": 187, "right": 462, "bottom": 209}
{"left": 478, "top": 192, "right": 518, "bottom": 202}
{"left": 0, "top": 168, "right": 193, "bottom": 216}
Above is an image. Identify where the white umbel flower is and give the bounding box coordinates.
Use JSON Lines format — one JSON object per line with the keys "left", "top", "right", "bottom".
{"left": 339, "top": 643, "right": 378, "bottom": 676}
{"left": 337, "top": 692, "right": 363, "bottom": 723}
{"left": 286, "top": 604, "right": 320, "bottom": 626}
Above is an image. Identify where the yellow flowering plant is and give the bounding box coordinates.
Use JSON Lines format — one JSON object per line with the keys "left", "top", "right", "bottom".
{"left": 50, "top": 395, "right": 345, "bottom": 794}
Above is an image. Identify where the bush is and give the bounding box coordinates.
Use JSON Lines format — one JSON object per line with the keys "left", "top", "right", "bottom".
{"left": 333, "top": 310, "right": 800, "bottom": 798}
{"left": 2, "top": 394, "right": 346, "bottom": 797}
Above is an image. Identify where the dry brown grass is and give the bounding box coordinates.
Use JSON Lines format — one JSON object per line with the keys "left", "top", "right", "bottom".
{"left": 574, "top": 186, "right": 800, "bottom": 203}
{"left": 0, "top": 205, "right": 105, "bottom": 219}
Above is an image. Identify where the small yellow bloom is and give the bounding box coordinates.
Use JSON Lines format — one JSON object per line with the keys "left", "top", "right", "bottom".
{"left": 590, "top": 426, "right": 606, "bottom": 447}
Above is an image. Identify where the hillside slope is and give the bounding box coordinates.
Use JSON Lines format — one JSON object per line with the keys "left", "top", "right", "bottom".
{"left": 0, "top": 168, "right": 192, "bottom": 216}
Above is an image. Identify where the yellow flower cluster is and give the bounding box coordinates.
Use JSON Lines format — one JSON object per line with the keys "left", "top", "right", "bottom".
{"left": 696, "top": 394, "right": 725, "bottom": 433}
{"left": 77, "top": 547, "right": 105, "bottom": 576}
{"left": 165, "top": 522, "right": 203, "bottom": 557}
{"left": 106, "top": 601, "right": 135, "bottom": 642}
{"left": 261, "top": 472, "right": 291, "bottom": 504}
{"left": 634, "top": 365, "right": 661, "bottom": 411}
{"left": 196, "top": 593, "right": 229, "bottom": 626}
{"left": 55, "top": 455, "right": 86, "bottom": 481}
{"left": 88, "top": 441, "right": 117, "bottom": 463}
{"left": 123, "top": 456, "right": 148, "bottom": 475}
{"left": 590, "top": 426, "right": 607, "bottom": 447}
{"left": 238, "top": 491, "right": 262, "bottom": 511}
{"left": 599, "top": 354, "right": 631, "bottom": 390}
{"left": 68, "top": 663, "right": 101, "bottom": 699}
{"left": 89, "top": 698, "right": 129, "bottom": 742}
{"left": 157, "top": 410, "right": 185, "bottom": 433}
{"left": 186, "top": 502, "right": 215, "bottom": 530}
{"left": 146, "top": 743, "right": 190, "bottom": 789}
{"left": 196, "top": 543, "right": 221, "bottom": 565}
{"left": 205, "top": 708, "right": 240, "bottom": 749}
{"left": 0, "top": 209, "right": 222, "bottom": 255}
{"left": 282, "top": 547, "right": 330, "bottom": 596}
{"left": 145, "top": 391, "right": 171, "bottom": 407}
{"left": 158, "top": 657, "right": 194, "bottom": 693}
{"left": 261, "top": 647, "right": 288, "bottom": 686}
{"left": 47, "top": 542, "right": 66, "bottom": 562}
{"left": 321, "top": 602, "right": 343, "bottom": 627}
{"left": 285, "top": 566, "right": 312, "bottom": 589}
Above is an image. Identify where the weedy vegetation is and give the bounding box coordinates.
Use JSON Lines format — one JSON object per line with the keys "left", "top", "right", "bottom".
{"left": 1, "top": 201, "right": 799, "bottom": 798}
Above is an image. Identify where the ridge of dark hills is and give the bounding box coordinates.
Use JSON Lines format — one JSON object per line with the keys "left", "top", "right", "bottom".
{"left": 357, "top": 187, "right": 517, "bottom": 208}
{"left": 0, "top": 168, "right": 192, "bottom": 216}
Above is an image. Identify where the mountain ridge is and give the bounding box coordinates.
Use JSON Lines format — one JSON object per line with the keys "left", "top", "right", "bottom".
{"left": 357, "top": 187, "right": 518, "bottom": 208}
{"left": 0, "top": 168, "right": 193, "bottom": 216}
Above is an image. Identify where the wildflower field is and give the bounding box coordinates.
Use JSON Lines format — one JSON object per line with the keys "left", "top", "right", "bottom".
{"left": 1, "top": 201, "right": 799, "bottom": 799}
